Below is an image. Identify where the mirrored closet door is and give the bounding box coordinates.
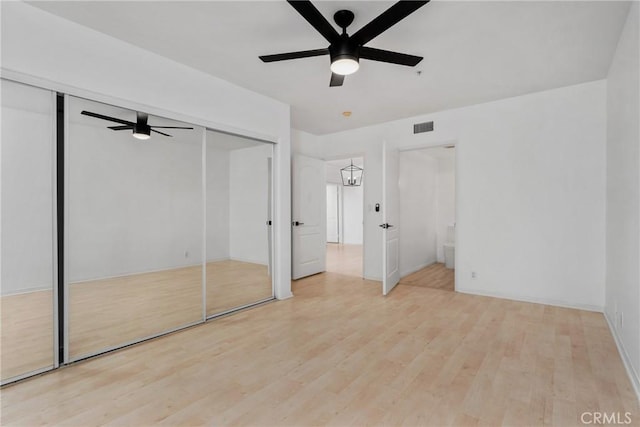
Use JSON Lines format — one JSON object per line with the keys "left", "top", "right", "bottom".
{"left": 1, "top": 80, "right": 56, "bottom": 382}
{"left": 205, "top": 130, "right": 274, "bottom": 316}
{"left": 66, "top": 96, "right": 204, "bottom": 360}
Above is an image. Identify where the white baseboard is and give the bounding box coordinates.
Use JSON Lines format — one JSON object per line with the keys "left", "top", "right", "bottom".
{"left": 363, "top": 275, "right": 382, "bottom": 282}
{"left": 276, "top": 291, "right": 294, "bottom": 300}
{"left": 455, "top": 287, "right": 604, "bottom": 313}
{"left": 1, "top": 285, "right": 52, "bottom": 297}
{"left": 400, "top": 260, "right": 438, "bottom": 279}
{"left": 604, "top": 312, "right": 640, "bottom": 404}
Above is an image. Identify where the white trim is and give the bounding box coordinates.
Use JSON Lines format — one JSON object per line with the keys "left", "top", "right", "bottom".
{"left": 364, "top": 275, "right": 382, "bottom": 282}
{"left": 1, "top": 286, "right": 53, "bottom": 297}
{"left": 201, "top": 128, "right": 207, "bottom": 323}
{"left": 604, "top": 312, "right": 640, "bottom": 404}
{"left": 67, "top": 320, "right": 203, "bottom": 364}
{"left": 0, "top": 68, "right": 278, "bottom": 145}
{"left": 63, "top": 94, "right": 70, "bottom": 364}
{"left": 456, "top": 287, "right": 604, "bottom": 313}
{"left": 0, "top": 365, "right": 55, "bottom": 387}
{"left": 51, "top": 89, "right": 59, "bottom": 369}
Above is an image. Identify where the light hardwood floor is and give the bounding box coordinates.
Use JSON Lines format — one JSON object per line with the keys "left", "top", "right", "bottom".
{"left": 401, "top": 262, "right": 455, "bottom": 292}
{"left": 2, "top": 273, "right": 638, "bottom": 426}
{"left": 1, "top": 260, "right": 272, "bottom": 379}
{"left": 326, "top": 243, "right": 362, "bottom": 277}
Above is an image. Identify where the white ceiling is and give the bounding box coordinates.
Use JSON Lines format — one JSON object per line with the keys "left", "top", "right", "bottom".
{"left": 30, "top": 1, "right": 630, "bottom": 135}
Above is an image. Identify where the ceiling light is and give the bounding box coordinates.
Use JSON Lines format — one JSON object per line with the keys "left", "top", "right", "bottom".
{"left": 342, "top": 111, "right": 352, "bottom": 117}
{"left": 132, "top": 123, "right": 151, "bottom": 140}
{"left": 330, "top": 57, "right": 359, "bottom": 75}
{"left": 340, "top": 159, "right": 363, "bottom": 186}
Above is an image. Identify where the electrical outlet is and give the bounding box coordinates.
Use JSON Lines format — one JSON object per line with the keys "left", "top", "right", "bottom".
{"left": 471, "top": 272, "right": 477, "bottom": 279}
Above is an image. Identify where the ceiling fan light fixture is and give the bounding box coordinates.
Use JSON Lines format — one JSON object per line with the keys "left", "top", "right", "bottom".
{"left": 330, "top": 57, "right": 359, "bottom": 75}
{"left": 132, "top": 123, "right": 151, "bottom": 140}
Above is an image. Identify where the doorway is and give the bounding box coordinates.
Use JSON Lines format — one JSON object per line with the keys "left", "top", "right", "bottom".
{"left": 397, "top": 146, "right": 456, "bottom": 292}
{"left": 325, "top": 157, "right": 364, "bottom": 278}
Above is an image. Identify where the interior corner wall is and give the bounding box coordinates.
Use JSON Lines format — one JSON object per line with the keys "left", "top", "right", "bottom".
{"left": 1, "top": 1, "right": 292, "bottom": 299}
{"left": 295, "top": 80, "right": 607, "bottom": 310}
{"left": 399, "top": 151, "right": 438, "bottom": 277}
{"left": 605, "top": 1, "right": 640, "bottom": 397}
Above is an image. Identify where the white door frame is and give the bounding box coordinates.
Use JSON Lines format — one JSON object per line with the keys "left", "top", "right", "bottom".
{"left": 323, "top": 154, "right": 366, "bottom": 278}
{"left": 397, "top": 139, "right": 459, "bottom": 291}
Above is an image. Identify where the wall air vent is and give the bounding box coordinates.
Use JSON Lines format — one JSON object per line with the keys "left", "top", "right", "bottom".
{"left": 413, "top": 121, "right": 434, "bottom": 134}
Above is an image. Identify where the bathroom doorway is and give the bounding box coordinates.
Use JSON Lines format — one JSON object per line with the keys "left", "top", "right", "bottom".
{"left": 325, "top": 157, "right": 364, "bottom": 278}
{"left": 397, "top": 146, "right": 456, "bottom": 292}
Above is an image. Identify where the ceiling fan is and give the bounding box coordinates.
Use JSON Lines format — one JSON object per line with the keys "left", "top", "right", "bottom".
{"left": 81, "top": 110, "right": 193, "bottom": 140}
{"left": 259, "top": 0, "right": 429, "bottom": 87}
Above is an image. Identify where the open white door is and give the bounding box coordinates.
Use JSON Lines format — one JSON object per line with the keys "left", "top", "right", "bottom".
{"left": 292, "top": 154, "right": 326, "bottom": 279}
{"left": 382, "top": 141, "right": 400, "bottom": 295}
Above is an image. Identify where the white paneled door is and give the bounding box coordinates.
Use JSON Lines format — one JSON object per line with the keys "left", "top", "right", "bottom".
{"left": 292, "top": 154, "right": 326, "bottom": 280}
{"left": 382, "top": 142, "right": 400, "bottom": 295}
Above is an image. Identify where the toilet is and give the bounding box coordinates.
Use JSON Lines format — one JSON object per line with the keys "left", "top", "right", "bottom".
{"left": 443, "top": 225, "right": 455, "bottom": 269}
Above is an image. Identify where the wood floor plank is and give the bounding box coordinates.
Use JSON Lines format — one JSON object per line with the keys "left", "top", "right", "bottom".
{"left": 1, "top": 272, "right": 638, "bottom": 426}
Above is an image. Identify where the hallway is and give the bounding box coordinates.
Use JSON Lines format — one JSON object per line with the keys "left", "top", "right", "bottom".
{"left": 326, "top": 244, "right": 362, "bottom": 278}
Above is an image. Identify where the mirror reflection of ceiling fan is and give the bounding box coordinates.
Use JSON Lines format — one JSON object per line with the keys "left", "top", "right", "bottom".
{"left": 81, "top": 110, "right": 193, "bottom": 140}
{"left": 260, "top": 0, "right": 430, "bottom": 87}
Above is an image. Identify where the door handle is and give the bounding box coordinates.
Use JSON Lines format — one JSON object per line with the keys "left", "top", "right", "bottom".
{"left": 292, "top": 221, "right": 305, "bottom": 226}
{"left": 379, "top": 223, "right": 394, "bottom": 229}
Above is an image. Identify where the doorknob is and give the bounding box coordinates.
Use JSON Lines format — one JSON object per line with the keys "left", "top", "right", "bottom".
{"left": 379, "top": 223, "right": 394, "bottom": 229}
{"left": 292, "top": 221, "right": 305, "bottom": 226}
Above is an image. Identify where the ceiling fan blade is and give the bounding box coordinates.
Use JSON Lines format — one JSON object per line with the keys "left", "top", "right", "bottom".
{"left": 260, "top": 48, "right": 329, "bottom": 63}
{"left": 287, "top": 1, "right": 340, "bottom": 44}
{"left": 151, "top": 129, "right": 173, "bottom": 137}
{"left": 351, "top": 1, "right": 429, "bottom": 46}
{"left": 330, "top": 73, "right": 345, "bottom": 87}
{"left": 360, "top": 47, "right": 423, "bottom": 66}
{"left": 108, "top": 125, "right": 134, "bottom": 131}
{"left": 81, "top": 110, "right": 135, "bottom": 126}
{"left": 150, "top": 126, "right": 194, "bottom": 130}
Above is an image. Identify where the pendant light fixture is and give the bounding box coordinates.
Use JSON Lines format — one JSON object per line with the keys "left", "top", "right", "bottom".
{"left": 340, "top": 159, "right": 363, "bottom": 186}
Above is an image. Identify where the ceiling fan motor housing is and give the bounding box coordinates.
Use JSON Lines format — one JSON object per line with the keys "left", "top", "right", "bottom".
{"left": 133, "top": 123, "right": 151, "bottom": 136}
{"left": 329, "top": 37, "right": 360, "bottom": 65}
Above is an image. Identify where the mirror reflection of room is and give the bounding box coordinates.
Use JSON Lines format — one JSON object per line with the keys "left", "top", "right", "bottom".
{"left": 1, "top": 80, "right": 56, "bottom": 382}
{"left": 65, "top": 99, "right": 275, "bottom": 362}
{"left": 67, "top": 97, "right": 204, "bottom": 359}
{"left": 325, "top": 157, "right": 364, "bottom": 278}
{"left": 205, "top": 130, "right": 274, "bottom": 316}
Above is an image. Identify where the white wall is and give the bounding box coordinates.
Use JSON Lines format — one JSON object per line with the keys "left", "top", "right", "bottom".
{"left": 399, "top": 151, "right": 438, "bottom": 277}
{"left": 1, "top": 81, "right": 55, "bottom": 295}
{"left": 343, "top": 185, "right": 363, "bottom": 245}
{"left": 294, "top": 128, "right": 383, "bottom": 281}
{"left": 605, "top": 2, "right": 640, "bottom": 398}
{"left": 229, "top": 144, "right": 272, "bottom": 265}
{"left": 206, "top": 147, "right": 230, "bottom": 262}
{"left": 293, "top": 80, "right": 607, "bottom": 310}
{"left": 436, "top": 155, "right": 456, "bottom": 263}
{"left": 1, "top": 2, "right": 292, "bottom": 298}
{"left": 67, "top": 103, "right": 203, "bottom": 282}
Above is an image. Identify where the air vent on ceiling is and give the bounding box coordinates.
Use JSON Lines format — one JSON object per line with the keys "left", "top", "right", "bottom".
{"left": 413, "top": 121, "right": 434, "bottom": 134}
